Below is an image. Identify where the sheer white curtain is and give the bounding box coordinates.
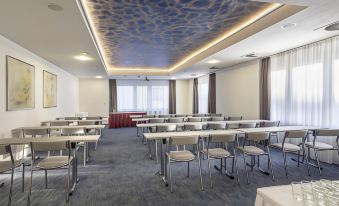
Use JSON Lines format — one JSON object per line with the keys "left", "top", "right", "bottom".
{"left": 198, "top": 75, "right": 209, "bottom": 114}
{"left": 117, "top": 80, "right": 169, "bottom": 114}
{"left": 270, "top": 36, "right": 339, "bottom": 163}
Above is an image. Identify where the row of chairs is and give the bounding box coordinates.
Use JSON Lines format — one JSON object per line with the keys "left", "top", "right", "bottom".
{"left": 43, "top": 120, "right": 101, "bottom": 127}
{"left": 56, "top": 116, "right": 104, "bottom": 120}
{"left": 1, "top": 140, "right": 73, "bottom": 205}
{"left": 142, "top": 114, "right": 226, "bottom": 118}
{"left": 147, "top": 116, "right": 241, "bottom": 123}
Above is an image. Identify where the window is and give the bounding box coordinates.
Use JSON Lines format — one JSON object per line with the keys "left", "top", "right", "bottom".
{"left": 117, "top": 80, "right": 169, "bottom": 114}
{"left": 198, "top": 76, "right": 209, "bottom": 113}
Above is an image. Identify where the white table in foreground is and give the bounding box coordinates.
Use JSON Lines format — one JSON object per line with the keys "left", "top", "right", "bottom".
{"left": 255, "top": 185, "right": 304, "bottom": 206}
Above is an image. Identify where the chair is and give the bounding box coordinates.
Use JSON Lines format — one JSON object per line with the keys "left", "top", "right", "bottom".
{"left": 228, "top": 116, "right": 242, "bottom": 121}
{"left": 209, "top": 113, "right": 222, "bottom": 117}
{"left": 50, "top": 121, "right": 69, "bottom": 136}
{"left": 23, "top": 128, "right": 50, "bottom": 159}
{"left": 270, "top": 130, "right": 310, "bottom": 177}
{"left": 187, "top": 117, "right": 202, "bottom": 122}
{"left": 261, "top": 121, "right": 280, "bottom": 143}
{"left": 159, "top": 115, "right": 171, "bottom": 118}
{"left": 167, "top": 136, "right": 203, "bottom": 192}
{"left": 65, "top": 117, "right": 81, "bottom": 121}
{"left": 148, "top": 118, "right": 165, "bottom": 132}
{"left": 184, "top": 123, "right": 203, "bottom": 131}
{"left": 239, "top": 122, "right": 257, "bottom": 128}
{"left": 305, "top": 129, "right": 339, "bottom": 175}
{"left": 237, "top": 132, "right": 275, "bottom": 184}
{"left": 210, "top": 117, "right": 225, "bottom": 121}
{"left": 143, "top": 115, "right": 155, "bottom": 118}
{"left": 86, "top": 116, "right": 102, "bottom": 120}
{"left": 61, "top": 128, "right": 87, "bottom": 166}
{"left": 78, "top": 121, "right": 100, "bottom": 149}
{"left": 208, "top": 122, "right": 226, "bottom": 130}
{"left": 226, "top": 123, "right": 239, "bottom": 130}
{"left": 193, "top": 114, "right": 205, "bottom": 117}
{"left": 175, "top": 114, "right": 186, "bottom": 117}
{"left": 0, "top": 144, "right": 25, "bottom": 205}
{"left": 168, "top": 118, "right": 184, "bottom": 123}
{"left": 27, "top": 140, "right": 72, "bottom": 204}
{"left": 202, "top": 134, "right": 239, "bottom": 187}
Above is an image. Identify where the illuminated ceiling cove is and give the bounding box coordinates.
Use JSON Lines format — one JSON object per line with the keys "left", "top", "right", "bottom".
{"left": 79, "top": 0, "right": 281, "bottom": 74}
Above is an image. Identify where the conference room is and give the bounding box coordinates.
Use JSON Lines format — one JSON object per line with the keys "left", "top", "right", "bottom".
{"left": 0, "top": 0, "right": 339, "bottom": 205}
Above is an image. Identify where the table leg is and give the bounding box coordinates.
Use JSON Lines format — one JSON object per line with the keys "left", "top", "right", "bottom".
{"left": 161, "top": 139, "right": 168, "bottom": 186}
{"left": 70, "top": 144, "right": 79, "bottom": 195}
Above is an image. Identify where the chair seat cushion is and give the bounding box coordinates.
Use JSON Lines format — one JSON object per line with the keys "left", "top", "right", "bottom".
{"left": 0, "top": 160, "right": 23, "bottom": 173}
{"left": 305, "top": 142, "right": 333, "bottom": 149}
{"left": 37, "top": 156, "right": 72, "bottom": 169}
{"left": 203, "top": 148, "right": 230, "bottom": 158}
{"left": 238, "top": 146, "right": 265, "bottom": 155}
{"left": 168, "top": 150, "right": 195, "bottom": 161}
{"left": 271, "top": 143, "right": 300, "bottom": 151}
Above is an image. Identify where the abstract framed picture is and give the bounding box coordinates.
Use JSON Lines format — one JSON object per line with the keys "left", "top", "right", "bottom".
{"left": 43, "top": 70, "right": 57, "bottom": 108}
{"left": 6, "top": 55, "right": 35, "bottom": 111}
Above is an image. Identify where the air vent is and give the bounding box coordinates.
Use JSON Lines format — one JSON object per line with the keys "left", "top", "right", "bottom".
{"left": 241, "top": 52, "right": 258, "bottom": 58}
{"left": 314, "top": 21, "right": 339, "bottom": 31}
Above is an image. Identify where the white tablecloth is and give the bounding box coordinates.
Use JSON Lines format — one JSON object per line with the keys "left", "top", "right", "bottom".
{"left": 255, "top": 185, "right": 304, "bottom": 206}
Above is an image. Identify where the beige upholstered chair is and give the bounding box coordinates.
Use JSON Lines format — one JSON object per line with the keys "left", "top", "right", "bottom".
{"left": 261, "top": 121, "right": 280, "bottom": 143}
{"left": 210, "top": 117, "right": 225, "bottom": 121}
{"left": 143, "top": 115, "right": 155, "bottom": 118}
{"left": 193, "top": 114, "right": 205, "bottom": 117}
{"left": 159, "top": 114, "right": 171, "bottom": 118}
{"left": 0, "top": 144, "right": 25, "bottom": 205}
{"left": 168, "top": 118, "right": 184, "bottom": 123}
{"left": 209, "top": 113, "right": 222, "bottom": 117}
{"left": 270, "top": 130, "right": 310, "bottom": 177}
{"left": 167, "top": 136, "right": 203, "bottom": 192}
{"left": 50, "top": 121, "right": 69, "bottom": 136}
{"left": 237, "top": 132, "right": 275, "bottom": 184}
{"left": 61, "top": 128, "right": 87, "bottom": 166}
{"left": 227, "top": 116, "right": 242, "bottom": 121}
{"left": 208, "top": 122, "right": 226, "bottom": 130}
{"left": 239, "top": 122, "right": 257, "bottom": 128}
{"left": 226, "top": 123, "right": 239, "bottom": 130}
{"left": 202, "top": 134, "right": 239, "bottom": 187}
{"left": 27, "top": 140, "right": 72, "bottom": 204}
{"left": 305, "top": 129, "right": 339, "bottom": 175}
{"left": 65, "top": 117, "right": 81, "bottom": 121}
{"left": 78, "top": 121, "right": 100, "bottom": 149}
{"left": 184, "top": 123, "right": 203, "bottom": 131}
{"left": 86, "top": 116, "right": 102, "bottom": 120}
{"left": 187, "top": 117, "right": 202, "bottom": 122}
{"left": 175, "top": 114, "right": 186, "bottom": 117}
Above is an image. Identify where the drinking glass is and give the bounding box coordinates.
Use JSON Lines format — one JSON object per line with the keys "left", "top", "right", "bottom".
{"left": 312, "top": 185, "right": 328, "bottom": 206}
{"left": 301, "top": 181, "right": 314, "bottom": 205}
{"left": 291, "top": 181, "right": 303, "bottom": 202}
{"left": 326, "top": 191, "right": 339, "bottom": 206}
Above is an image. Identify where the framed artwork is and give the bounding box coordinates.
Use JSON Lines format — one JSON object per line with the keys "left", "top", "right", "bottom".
{"left": 43, "top": 70, "right": 57, "bottom": 108}
{"left": 6, "top": 55, "right": 35, "bottom": 111}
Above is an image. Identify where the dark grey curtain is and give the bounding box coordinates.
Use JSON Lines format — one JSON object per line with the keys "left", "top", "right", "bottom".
{"left": 208, "top": 73, "right": 216, "bottom": 113}
{"left": 259, "top": 57, "right": 271, "bottom": 120}
{"left": 109, "top": 79, "right": 117, "bottom": 112}
{"left": 169, "top": 80, "right": 176, "bottom": 114}
{"left": 193, "top": 78, "right": 199, "bottom": 113}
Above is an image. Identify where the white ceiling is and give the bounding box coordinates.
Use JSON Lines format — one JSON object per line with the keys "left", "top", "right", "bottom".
{"left": 0, "top": 0, "right": 106, "bottom": 78}
{"left": 0, "top": 0, "right": 338, "bottom": 80}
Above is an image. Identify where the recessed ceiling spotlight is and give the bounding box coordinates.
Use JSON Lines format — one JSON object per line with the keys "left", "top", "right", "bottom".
{"left": 74, "top": 52, "right": 92, "bottom": 61}
{"left": 191, "top": 74, "right": 197, "bottom": 77}
{"left": 48, "top": 3, "right": 63, "bottom": 11}
{"left": 281, "top": 23, "right": 297, "bottom": 30}
{"left": 170, "top": 76, "right": 176, "bottom": 80}
{"left": 206, "top": 59, "right": 221, "bottom": 64}
{"left": 95, "top": 76, "right": 103, "bottom": 79}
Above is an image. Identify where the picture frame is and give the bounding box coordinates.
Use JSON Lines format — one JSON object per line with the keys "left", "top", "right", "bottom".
{"left": 43, "top": 70, "right": 57, "bottom": 108}
{"left": 6, "top": 55, "right": 35, "bottom": 111}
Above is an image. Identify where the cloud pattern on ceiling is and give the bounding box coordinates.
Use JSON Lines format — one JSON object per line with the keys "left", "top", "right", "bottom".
{"left": 86, "top": 0, "right": 270, "bottom": 69}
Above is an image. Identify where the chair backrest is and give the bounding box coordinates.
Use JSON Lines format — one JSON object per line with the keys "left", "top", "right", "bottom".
{"left": 169, "top": 136, "right": 199, "bottom": 146}
{"left": 228, "top": 116, "right": 242, "bottom": 121}
{"left": 208, "top": 122, "right": 226, "bottom": 130}
{"left": 65, "top": 117, "right": 81, "bottom": 120}
{"left": 209, "top": 134, "right": 236, "bottom": 144}
{"left": 226, "top": 123, "right": 239, "bottom": 129}
{"left": 168, "top": 118, "right": 184, "bottom": 123}
{"left": 156, "top": 124, "right": 177, "bottom": 132}
{"left": 0, "top": 144, "right": 10, "bottom": 156}
{"left": 149, "top": 118, "right": 165, "bottom": 123}
{"left": 284, "top": 130, "right": 308, "bottom": 139}
{"left": 211, "top": 117, "right": 224, "bottom": 121}
{"left": 316, "top": 129, "right": 339, "bottom": 137}
{"left": 193, "top": 114, "right": 205, "bottom": 117}
{"left": 159, "top": 115, "right": 171, "bottom": 118}
{"left": 184, "top": 123, "right": 203, "bottom": 131}
{"left": 32, "top": 141, "right": 69, "bottom": 152}
{"left": 61, "top": 128, "right": 85, "bottom": 136}
{"left": 209, "top": 113, "right": 222, "bottom": 117}
{"left": 239, "top": 122, "right": 257, "bottom": 128}
{"left": 262, "top": 121, "right": 280, "bottom": 127}
{"left": 23, "top": 128, "right": 49, "bottom": 137}
{"left": 143, "top": 115, "right": 155, "bottom": 118}
{"left": 50, "top": 121, "right": 69, "bottom": 126}
{"left": 187, "top": 117, "right": 202, "bottom": 122}
{"left": 175, "top": 114, "right": 186, "bottom": 117}
{"left": 86, "top": 116, "right": 102, "bottom": 120}
{"left": 78, "top": 121, "right": 97, "bottom": 126}
{"left": 246, "top": 132, "right": 270, "bottom": 141}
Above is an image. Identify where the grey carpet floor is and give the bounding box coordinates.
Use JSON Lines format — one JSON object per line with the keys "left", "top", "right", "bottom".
{"left": 1, "top": 127, "right": 339, "bottom": 206}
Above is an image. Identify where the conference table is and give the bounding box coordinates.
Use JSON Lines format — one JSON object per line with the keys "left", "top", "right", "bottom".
{"left": 0, "top": 135, "right": 100, "bottom": 194}
{"left": 143, "top": 125, "right": 320, "bottom": 186}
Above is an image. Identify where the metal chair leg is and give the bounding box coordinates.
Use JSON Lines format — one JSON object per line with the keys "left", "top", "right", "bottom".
{"left": 234, "top": 152, "right": 240, "bottom": 184}
{"left": 282, "top": 152, "right": 288, "bottom": 177}
{"left": 27, "top": 160, "right": 34, "bottom": 206}
{"left": 169, "top": 160, "right": 173, "bottom": 193}
{"left": 220, "top": 159, "right": 223, "bottom": 175}
{"left": 314, "top": 149, "right": 322, "bottom": 176}
{"left": 22, "top": 163, "right": 25, "bottom": 192}
{"left": 207, "top": 156, "right": 213, "bottom": 188}
{"left": 187, "top": 161, "right": 190, "bottom": 177}
{"left": 198, "top": 154, "right": 204, "bottom": 191}
{"left": 155, "top": 140, "right": 158, "bottom": 164}
{"left": 304, "top": 149, "right": 311, "bottom": 176}
{"left": 45, "top": 170, "right": 48, "bottom": 189}
{"left": 243, "top": 154, "right": 249, "bottom": 184}
{"left": 9, "top": 164, "right": 14, "bottom": 206}
{"left": 297, "top": 151, "right": 300, "bottom": 167}
{"left": 66, "top": 164, "right": 70, "bottom": 202}
{"left": 268, "top": 153, "right": 275, "bottom": 181}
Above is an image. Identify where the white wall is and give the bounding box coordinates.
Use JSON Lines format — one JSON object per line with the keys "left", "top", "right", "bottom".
{"left": 79, "top": 79, "right": 109, "bottom": 116}
{"left": 176, "top": 79, "right": 193, "bottom": 114}
{"left": 216, "top": 60, "right": 260, "bottom": 119}
{"left": 0, "top": 34, "right": 79, "bottom": 138}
